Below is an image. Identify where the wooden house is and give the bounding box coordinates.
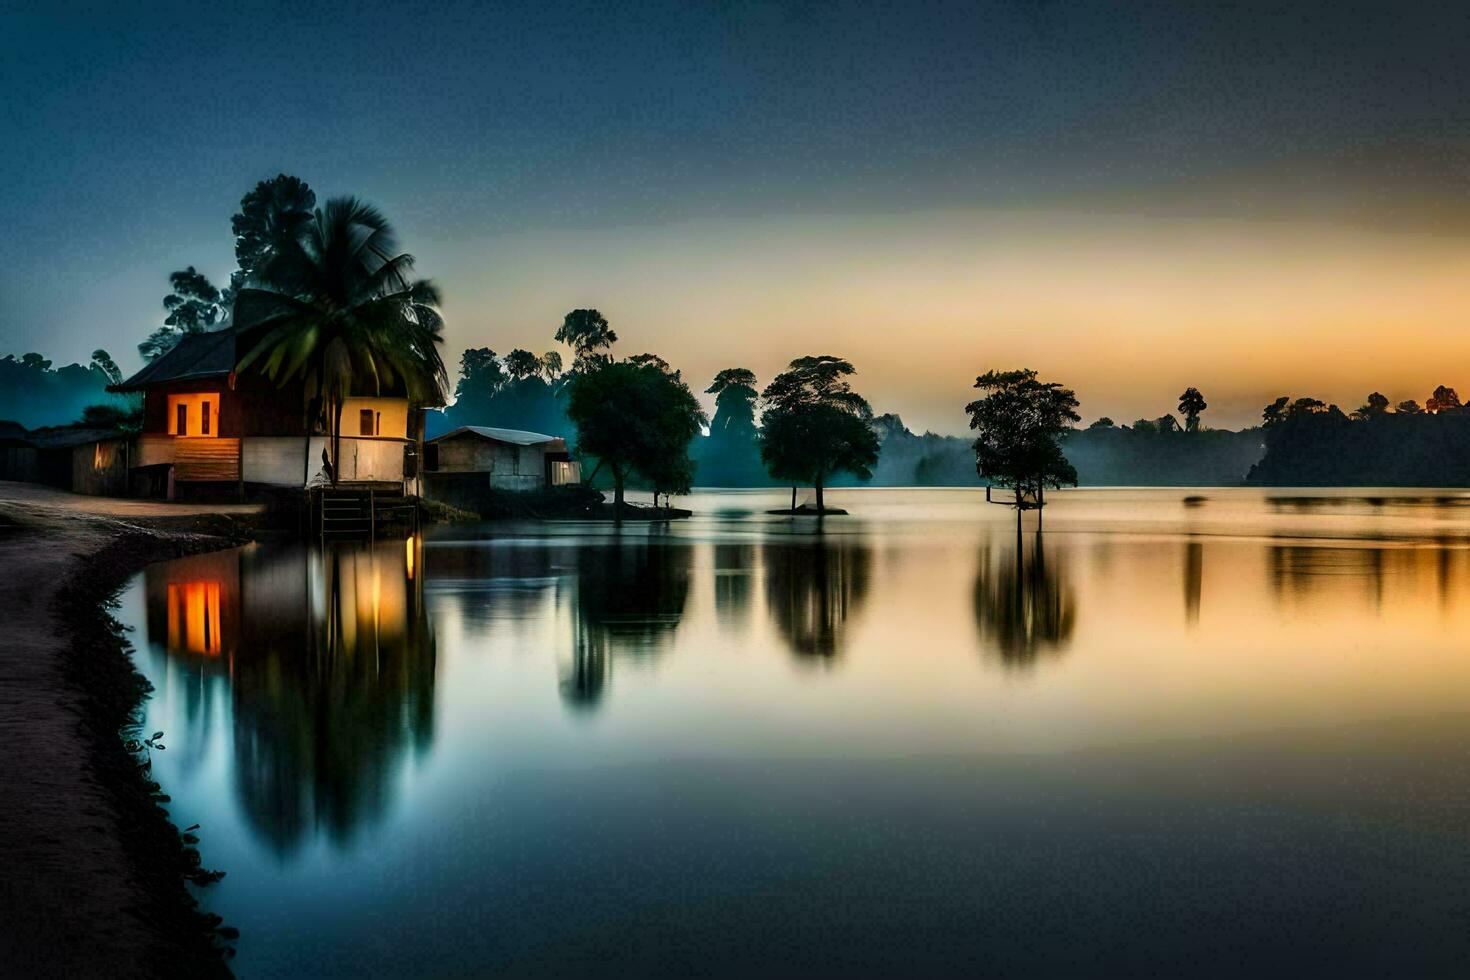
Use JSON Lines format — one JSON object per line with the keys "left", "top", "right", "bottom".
{"left": 112, "top": 328, "right": 437, "bottom": 499}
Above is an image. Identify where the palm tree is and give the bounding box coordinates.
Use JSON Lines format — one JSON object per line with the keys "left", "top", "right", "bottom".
{"left": 1178, "top": 387, "right": 1207, "bottom": 432}
{"left": 233, "top": 197, "right": 447, "bottom": 484}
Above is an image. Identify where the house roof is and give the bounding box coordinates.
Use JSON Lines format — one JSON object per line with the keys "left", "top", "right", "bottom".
{"left": 112, "top": 329, "right": 235, "bottom": 391}
{"left": 430, "top": 425, "right": 564, "bottom": 447}
{"left": 26, "top": 426, "right": 127, "bottom": 449}
{"left": 0, "top": 420, "right": 29, "bottom": 444}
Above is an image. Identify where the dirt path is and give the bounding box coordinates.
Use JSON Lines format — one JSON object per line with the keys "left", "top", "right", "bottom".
{"left": 0, "top": 482, "right": 261, "bottom": 976}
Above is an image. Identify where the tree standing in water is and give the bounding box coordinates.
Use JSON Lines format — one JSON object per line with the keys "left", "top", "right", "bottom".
{"left": 566, "top": 355, "right": 706, "bottom": 512}
{"left": 1178, "top": 387, "right": 1208, "bottom": 432}
{"left": 966, "top": 369, "right": 1079, "bottom": 533}
{"left": 758, "top": 355, "right": 879, "bottom": 513}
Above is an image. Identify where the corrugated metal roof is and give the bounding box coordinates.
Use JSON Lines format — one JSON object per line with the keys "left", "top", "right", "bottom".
{"left": 112, "top": 329, "right": 235, "bottom": 391}
{"left": 430, "top": 425, "right": 563, "bottom": 447}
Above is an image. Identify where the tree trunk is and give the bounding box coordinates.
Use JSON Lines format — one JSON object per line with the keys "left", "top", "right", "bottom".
{"left": 815, "top": 473, "right": 825, "bottom": 512}
{"left": 1037, "top": 484, "right": 1044, "bottom": 532}
{"left": 331, "top": 397, "right": 344, "bottom": 486}
{"left": 613, "top": 468, "right": 625, "bottom": 510}
{"left": 791, "top": 486, "right": 797, "bottom": 513}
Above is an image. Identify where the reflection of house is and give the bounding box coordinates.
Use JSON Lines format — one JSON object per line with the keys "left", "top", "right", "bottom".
{"left": 144, "top": 550, "right": 242, "bottom": 659}
{"left": 111, "top": 329, "right": 437, "bottom": 499}
{"left": 423, "top": 426, "right": 579, "bottom": 505}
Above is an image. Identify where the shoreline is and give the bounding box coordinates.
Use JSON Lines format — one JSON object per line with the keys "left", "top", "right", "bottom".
{"left": 0, "top": 484, "right": 261, "bottom": 976}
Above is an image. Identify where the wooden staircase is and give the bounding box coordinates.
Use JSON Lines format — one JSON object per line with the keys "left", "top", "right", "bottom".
{"left": 314, "top": 486, "right": 420, "bottom": 538}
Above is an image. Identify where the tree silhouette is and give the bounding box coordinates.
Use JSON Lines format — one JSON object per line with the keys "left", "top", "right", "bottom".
{"left": 139, "top": 267, "right": 225, "bottom": 361}
{"left": 758, "top": 356, "right": 879, "bottom": 512}
{"left": 566, "top": 357, "right": 706, "bottom": 510}
{"left": 90, "top": 349, "right": 122, "bottom": 386}
{"left": 1351, "top": 391, "right": 1390, "bottom": 420}
{"left": 541, "top": 350, "right": 564, "bottom": 380}
{"left": 1397, "top": 399, "right": 1423, "bottom": 415}
{"left": 966, "top": 369, "right": 1079, "bottom": 529}
{"left": 1089, "top": 417, "right": 1115, "bottom": 429}
{"left": 1428, "top": 385, "right": 1462, "bottom": 414}
{"left": 504, "top": 348, "right": 542, "bottom": 380}
{"left": 555, "top": 309, "right": 618, "bottom": 372}
{"left": 234, "top": 197, "right": 447, "bottom": 483}
{"left": 699, "top": 368, "right": 764, "bottom": 486}
{"left": 1262, "top": 396, "right": 1290, "bottom": 426}
{"left": 1178, "top": 387, "right": 1207, "bottom": 432}
{"left": 229, "top": 173, "right": 316, "bottom": 296}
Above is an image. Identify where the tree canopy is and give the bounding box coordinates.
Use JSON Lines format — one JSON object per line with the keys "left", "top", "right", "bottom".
{"left": 1178, "top": 387, "right": 1207, "bottom": 432}
{"left": 566, "top": 357, "right": 706, "bottom": 509}
{"left": 965, "top": 369, "right": 1080, "bottom": 513}
{"left": 758, "top": 355, "right": 879, "bottom": 511}
{"left": 555, "top": 309, "right": 618, "bottom": 372}
{"left": 138, "top": 266, "right": 226, "bottom": 362}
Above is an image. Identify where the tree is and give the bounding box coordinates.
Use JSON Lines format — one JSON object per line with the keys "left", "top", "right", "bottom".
{"left": 541, "top": 351, "right": 564, "bottom": 380}
{"left": 1089, "top": 417, "right": 1115, "bottom": 429}
{"left": 1262, "top": 396, "right": 1290, "bottom": 426}
{"left": 1397, "top": 399, "right": 1423, "bottom": 415}
{"left": 1178, "top": 387, "right": 1207, "bottom": 432}
{"left": 234, "top": 197, "right": 447, "bottom": 483}
{"left": 965, "top": 369, "right": 1080, "bottom": 530}
{"left": 90, "top": 349, "right": 122, "bottom": 386}
{"left": 504, "top": 348, "right": 542, "bottom": 380}
{"left": 758, "top": 356, "right": 879, "bottom": 512}
{"left": 139, "top": 267, "right": 225, "bottom": 361}
{"left": 566, "top": 357, "right": 706, "bottom": 510}
{"left": 230, "top": 174, "right": 317, "bottom": 296}
{"left": 699, "top": 368, "right": 764, "bottom": 487}
{"left": 1351, "top": 391, "right": 1390, "bottom": 420}
{"left": 1288, "top": 397, "right": 1327, "bottom": 417}
{"left": 555, "top": 309, "right": 617, "bottom": 372}
{"left": 1428, "top": 385, "right": 1462, "bottom": 414}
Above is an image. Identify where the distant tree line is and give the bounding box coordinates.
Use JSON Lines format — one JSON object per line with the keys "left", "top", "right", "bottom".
{"left": 1247, "top": 385, "right": 1470, "bottom": 485}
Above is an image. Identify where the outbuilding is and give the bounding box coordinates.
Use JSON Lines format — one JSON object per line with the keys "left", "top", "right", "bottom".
{"left": 424, "top": 426, "right": 580, "bottom": 500}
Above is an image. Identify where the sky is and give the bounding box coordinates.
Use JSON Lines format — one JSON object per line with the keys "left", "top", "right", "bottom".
{"left": 3, "top": 0, "right": 1470, "bottom": 432}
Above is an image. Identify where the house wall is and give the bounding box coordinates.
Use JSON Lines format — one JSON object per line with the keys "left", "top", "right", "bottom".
{"left": 341, "top": 398, "right": 410, "bottom": 438}
{"left": 0, "top": 446, "right": 38, "bottom": 482}
{"left": 70, "top": 439, "right": 130, "bottom": 495}
{"left": 243, "top": 437, "right": 310, "bottom": 486}
{"left": 433, "top": 435, "right": 548, "bottom": 490}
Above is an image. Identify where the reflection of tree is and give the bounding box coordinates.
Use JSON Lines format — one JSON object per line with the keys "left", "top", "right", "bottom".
{"left": 560, "top": 539, "right": 692, "bottom": 709}
{"left": 228, "top": 539, "right": 435, "bottom": 855}
{"left": 973, "top": 533, "right": 1074, "bottom": 669}
{"left": 712, "top": 543, "right": 755, "bottom": 628}
{"left": 763, "top": 534, "right": 872, "bottom": 661}
{"left": 1183, "top": 539, "right": 1203, "bottom": 626}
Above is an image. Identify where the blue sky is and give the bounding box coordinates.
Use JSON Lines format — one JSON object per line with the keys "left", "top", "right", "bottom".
{"left": 4, "top": 1, "right": 1469, "bottom": 431}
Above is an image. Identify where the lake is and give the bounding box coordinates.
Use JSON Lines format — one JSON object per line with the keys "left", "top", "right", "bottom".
{"left": 119, "top": 487, "right": 1470, "bottom": 976}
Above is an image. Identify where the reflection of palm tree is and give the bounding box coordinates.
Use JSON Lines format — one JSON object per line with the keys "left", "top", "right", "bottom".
{"left": 973, "top": 533, "right": 1074, "bottom": 669}
{"left": 763, "top": 533, "right": 872, "bottom": 660}
{"left": 227, "top": 540, "right": 436, "bottom": 854}
{"left": 560, "top": 539, "right": 692, "bottom": 708}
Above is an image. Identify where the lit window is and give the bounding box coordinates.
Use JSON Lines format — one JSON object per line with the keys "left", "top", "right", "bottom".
{"left": 360, "top": 409, "right": 375, "bottom": 436}
{"left": 201, "top": 401, "right": 211, "bottom": 435}
{"left": 176, "top": 403, "right": 188, "bottom": 436}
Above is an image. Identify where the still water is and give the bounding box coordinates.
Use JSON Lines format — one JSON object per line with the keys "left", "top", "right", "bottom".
{"left": 120, "top": 488, "right": 1470, "bottom": 976}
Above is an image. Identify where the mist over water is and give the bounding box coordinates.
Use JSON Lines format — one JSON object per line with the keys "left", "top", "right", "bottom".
{"left": 121, "top": 488, "right": 1470, "bottom": 976}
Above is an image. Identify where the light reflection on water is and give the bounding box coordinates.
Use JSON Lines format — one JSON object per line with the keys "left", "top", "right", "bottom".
{"left": 119, "top": 488, "right": 1470, "bottom": 977}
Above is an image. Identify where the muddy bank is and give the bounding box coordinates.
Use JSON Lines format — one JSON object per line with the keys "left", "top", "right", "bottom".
{"left": 0, "top": 484, "right": 262, "bottom": 977}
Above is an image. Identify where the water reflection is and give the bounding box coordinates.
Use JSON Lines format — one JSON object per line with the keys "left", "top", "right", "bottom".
{"left": 972, "top": 532, "right": 1074, "bottom": 669}
{"left": 1183, "top": 539, "right": 1203, "bottom": 626}
{"left": 144, "top": 538, "right": 434, "bottom": 854}
{"left": 763, "top": 532, "right": 872, "bottom": 661}
{"left": 561, "top": 537, "right": 693, "bottom": 708}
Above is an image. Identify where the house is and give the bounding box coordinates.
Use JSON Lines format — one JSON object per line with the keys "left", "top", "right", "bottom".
{"left": 424, "top": 426, "right": 580, "bottom": 508}
{"left": 111, "top": 328, "right": 439, "bottom": 499}
{"left": 0, "top": 421, "right": 129, "bottom": 495}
